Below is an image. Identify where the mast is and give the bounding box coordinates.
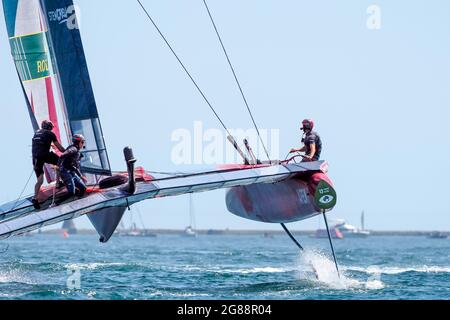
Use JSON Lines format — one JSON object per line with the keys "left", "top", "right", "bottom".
{"left": 189, "top": 194, "right": 196, "bottom": 230}
{"left": 361, "top": 210, "right": 365, "bottom": 231}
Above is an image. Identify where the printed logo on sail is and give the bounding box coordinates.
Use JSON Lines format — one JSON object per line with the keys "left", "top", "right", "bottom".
{"left": 48, "top": 5, "right": 80, "bottom": 30}
{"left": 37, "top": 59, "right": 49, "bottom": 74}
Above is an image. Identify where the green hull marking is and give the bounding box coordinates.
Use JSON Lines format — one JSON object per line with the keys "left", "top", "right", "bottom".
{"left": 314, "top": 180, "right": 337, "bottom": 210}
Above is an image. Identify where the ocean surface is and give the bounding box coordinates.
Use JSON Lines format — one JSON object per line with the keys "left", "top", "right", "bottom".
{"left": 0, "top": 233, "right": 448, "bottom": 300}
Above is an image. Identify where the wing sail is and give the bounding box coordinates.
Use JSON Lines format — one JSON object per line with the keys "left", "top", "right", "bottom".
{"left": 39, "top": 0, "right": 111, "bottom": 175}
{"left": 2, "top": 0, "right": 64, "bottom": 182}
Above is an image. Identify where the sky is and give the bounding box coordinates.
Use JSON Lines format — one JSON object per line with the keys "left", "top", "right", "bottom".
{"left": 0, "top": 0, "right": 449, "bottom": 231}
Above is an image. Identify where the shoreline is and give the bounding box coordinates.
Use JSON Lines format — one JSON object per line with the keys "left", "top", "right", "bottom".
{"left": 39, "top": 229, "right": 450, "bottom": 236}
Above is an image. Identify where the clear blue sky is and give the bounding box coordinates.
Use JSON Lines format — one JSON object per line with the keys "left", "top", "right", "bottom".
{"left": 1, "top": 0, "right": 449, "bottom": 231}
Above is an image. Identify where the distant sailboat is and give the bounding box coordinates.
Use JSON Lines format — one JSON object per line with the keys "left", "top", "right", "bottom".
{"left": 62, "top": 220, "right": 77, "bottom": 235}
{"left": 427, "top": 231, "right": 447, "bottom": 239}
{"left": 183, "top": 194, "right": 197, "bottom": 237}
{"left": 313, "top": 215, "right": 344, "bottom": 239}
{"left": 313, "top": 228, "right": 344, "bottom": 239}
{"left": 117, "top": 205, "right": 156, "bottom": 237}
{"left": 333, "top": 211, "right": 370, "bottom": 238}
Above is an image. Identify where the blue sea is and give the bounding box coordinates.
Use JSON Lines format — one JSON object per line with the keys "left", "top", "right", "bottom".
{"left": 0, "top": 233, "right": 448, "bottom": 300}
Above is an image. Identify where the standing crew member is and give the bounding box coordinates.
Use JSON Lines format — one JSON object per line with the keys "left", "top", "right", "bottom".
{"left": 290, "top": 119, "right": 322, "bottom": 161}
{"left": 58, "top": 134, "right": 88, "bottom": 199}
{"left": 31, "top": 120, "right": 65, "bottom": 209}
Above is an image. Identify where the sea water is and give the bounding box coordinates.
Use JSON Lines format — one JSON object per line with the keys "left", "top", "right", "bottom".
{"left": 0, "top": 234, "right": 448, "bottom": 300}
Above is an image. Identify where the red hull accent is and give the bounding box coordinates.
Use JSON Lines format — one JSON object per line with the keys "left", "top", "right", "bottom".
{"left": 37, "top": 167, "right": 154, "bottom": 203}
{"left": 45, "top": 76, "right": 62, "bottom": 149}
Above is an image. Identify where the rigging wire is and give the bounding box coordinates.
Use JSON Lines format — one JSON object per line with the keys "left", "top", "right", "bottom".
{"left": 10, "top": 168, "right": 35, "bottom": 211}
{"left": 136, "top": 0, "right": 232, "bottom": 137}
{"left": 202, "top": 0, "right": 271, "bottom": 162}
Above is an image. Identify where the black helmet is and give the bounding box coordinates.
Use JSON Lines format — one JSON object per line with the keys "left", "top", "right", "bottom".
{"left": 301, "top": 119, "right": 314, "bottom": 131}
{"left": 41, "top": 120, "right": 54, "bottom": 130}
{"left": 72, "top": 134, "right": 85, "bottom": 145}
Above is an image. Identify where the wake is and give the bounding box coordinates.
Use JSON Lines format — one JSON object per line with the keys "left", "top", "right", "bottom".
{"left": 295, "top": 249, "right": 385, "bottom": 290}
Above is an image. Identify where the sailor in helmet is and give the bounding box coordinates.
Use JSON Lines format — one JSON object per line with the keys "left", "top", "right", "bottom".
{"left": 57, "top": 134, "right": 88, "bottom": 199}
{"left": 31, "top": 120, "right": 66, "bottom": 209}
{"left": 289, "top": 119, "right": 322, "bottom": 161}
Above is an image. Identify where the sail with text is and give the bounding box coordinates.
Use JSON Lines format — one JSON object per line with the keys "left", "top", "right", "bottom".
{"left": 40, "top": 0, "right": 111, "bottom": 176}
{"left": 2, "top": 0, "right": 63, "bottom": 182}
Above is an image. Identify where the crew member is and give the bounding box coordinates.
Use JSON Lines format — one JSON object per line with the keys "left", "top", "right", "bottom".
{"left": 289, "top": 119, "right": 322, "bottom": 161}
{"left": 31, "top": 120, "right": 65, "bottom": 209}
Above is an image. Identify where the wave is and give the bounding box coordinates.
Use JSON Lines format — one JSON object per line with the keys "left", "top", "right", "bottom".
{"left": 218, "top": 267, "right": 293, "bottom": 274}
{"left": 0, "top": 269, "right": 36, "bottom": 285}
{"left": 149, "top": 291, "right": 211, "bottom": 298}
{"left": 161, "top": 264, "right": 296, "bottom": 274}
{"left": 346, "top": 266, "right": 450, "bottom": 275}
{"left": 296, "top": 250, "right": 385, "bottom": 290}
{"left": 63, "top": 262, "right": 127, "bottom": 271}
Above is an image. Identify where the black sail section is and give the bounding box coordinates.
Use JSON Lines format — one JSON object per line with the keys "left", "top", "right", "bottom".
{"left": 39, "top": 0, "right": 111, "bottom": 175}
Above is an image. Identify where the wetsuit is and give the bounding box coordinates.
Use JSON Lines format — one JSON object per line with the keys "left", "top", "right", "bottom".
{"left": 32, "top": 129, "right": 59, "bottom": 178}
{"left": 303, "top": 131, "right": 322, "bottom": 161}
{"left": 58, "top": 145, "right": 86, "bottom": 197}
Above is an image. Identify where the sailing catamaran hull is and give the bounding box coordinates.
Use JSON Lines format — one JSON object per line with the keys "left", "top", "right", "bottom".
{"left": 0, "top": 162, "right": 332, "bottom": 242}
{"left": 226, "top": 173, "right": 328, "bottom": 223}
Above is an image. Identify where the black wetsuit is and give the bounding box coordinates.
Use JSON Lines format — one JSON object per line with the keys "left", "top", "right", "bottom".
{"left": 58, "top": 145, "right": 83, "bottom": 176}
{"left": 303, "top": 131, "right": 322, "bottom": 161}
{"left": 58, "top": 145, "right": 86, "bottom": 196}
{"left": 32, "top": 129, "right": 59, "bottom": 178}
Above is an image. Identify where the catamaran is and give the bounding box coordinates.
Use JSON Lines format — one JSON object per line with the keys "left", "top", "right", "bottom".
{"left": 183, "top": 194, "right": 197, "bottom": 237}
{"left": 1, "top": 0, "right": 340, "bottom": 274}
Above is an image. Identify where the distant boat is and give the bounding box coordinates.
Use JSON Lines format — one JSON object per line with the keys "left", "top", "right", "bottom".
{"left": 313, "top": 228, "right": 344, "bottom": 239}
{"left": 183, "top": 194, "right": 197, "bottom": 237}
{"left": 263, "top": 232, "right": 274, "bottom": 238}
{"left": 334, "top": 221, "right": 370, "bottom": 238}
{"left": 117, "top": 222, "right": 157, "bottom": 238}
{"left": 117, "top": 206, "right": 157, "bottom": 238}
{"left": 184, "top": 226, "right": 197, "bottom": 237}
{"left": 333, "top": 211, "right": 370, "bottom": 238}
{"left": 313, "top": 215, "right": 344, "bottom": 239}
{"left": 62, "top": 220, "right": 77, "bottom": 235}
{"left": 427, "top": 231, "right": 447, "bottom": 239}
{"left": 124, "top": 229, "right": 157, "bottom": 238}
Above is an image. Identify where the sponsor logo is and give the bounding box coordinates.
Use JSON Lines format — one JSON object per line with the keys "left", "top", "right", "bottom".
{"left": 37, "top": 59, "right": 49, "bottom": 73}
{"left": 318, "top": 187, "right": 330, "bottom": 194}
{"left": 48, "top": 5, "right": 80, "bottom": 30}
{"left": 314, "top": 180, "right": 337, "bottom": 209}
{"left": 319, "top": 195, "right": 334, "bottom": 204}
{"left": 297, "top": 189, "right": 308, "bottom": 204}
{"left": 48, "top": 7, "right": 70, "bottom": 24}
